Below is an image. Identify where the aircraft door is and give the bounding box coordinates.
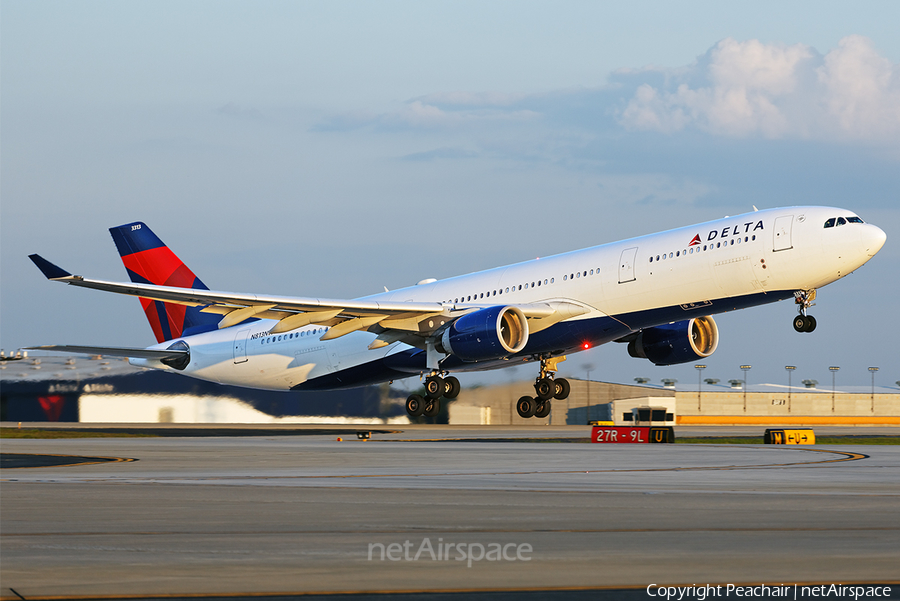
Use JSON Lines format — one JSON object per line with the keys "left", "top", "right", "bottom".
{"left": 233, "top": 328, "right": 250, "bottom": 364}
{"left": 618, "top": 247, "right": 638, "bottom": 283}
{"left": 773, "top": 215, "right": 793, "bottom": 251}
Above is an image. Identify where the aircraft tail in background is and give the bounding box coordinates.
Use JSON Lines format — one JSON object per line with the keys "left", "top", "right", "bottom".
{"left": 109, "top": 222, "right": 219, "bottom": 342}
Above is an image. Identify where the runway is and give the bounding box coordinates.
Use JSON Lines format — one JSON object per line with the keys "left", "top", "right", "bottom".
{"left": 2, "top": 425, "right": 899, "bottom": 599}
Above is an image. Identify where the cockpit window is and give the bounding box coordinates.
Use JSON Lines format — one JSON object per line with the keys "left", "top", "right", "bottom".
{"left": 846, "top": 216, "right": 864, "bottom": 224}
{"left": 824, "top": 218, "right": 836, "bottom": 228}
{"left": 836, "top": 217, "right": 847, "bottom": 226}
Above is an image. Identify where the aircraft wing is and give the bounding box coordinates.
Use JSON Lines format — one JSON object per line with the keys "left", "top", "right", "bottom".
{"left": 29, "top": 255, "right": 584, "bottom": 346}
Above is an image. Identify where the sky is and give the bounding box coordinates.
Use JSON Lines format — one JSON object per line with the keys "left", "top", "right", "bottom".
{"left": 2, "top": 0, "right": 898, "bottom": 390}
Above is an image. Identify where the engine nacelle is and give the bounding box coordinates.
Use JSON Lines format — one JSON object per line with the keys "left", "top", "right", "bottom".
{"left": 627, "top": 316, "right": 718, "bottom": 366}
{"left": 438, "top": 306, "right": 529, "bottom": 362}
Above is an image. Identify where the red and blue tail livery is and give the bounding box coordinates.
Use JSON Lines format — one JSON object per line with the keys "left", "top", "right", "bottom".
{"left": 109, "top": 222, "right": 218, "bottom": 343}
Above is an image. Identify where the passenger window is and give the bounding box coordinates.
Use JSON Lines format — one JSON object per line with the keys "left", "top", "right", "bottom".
{"left": 824, "top": 218, "right": 835, "bottom": 228}
{"left": 837, "top": 217, "right": 847, "bottom": 226}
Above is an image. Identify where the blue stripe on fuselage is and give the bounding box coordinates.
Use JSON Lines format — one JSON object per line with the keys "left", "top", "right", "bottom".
{"left": 292, "top": 289, "right": 795, "bottom": 391}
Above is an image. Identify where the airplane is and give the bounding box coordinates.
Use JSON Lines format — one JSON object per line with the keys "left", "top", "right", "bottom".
{"left": 28, "top": 206, "right": 885, "bottom": 419}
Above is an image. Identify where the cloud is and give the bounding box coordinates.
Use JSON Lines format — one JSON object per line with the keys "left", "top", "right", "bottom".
{"left": 618, "top": 36, "right": 900, "bottom": 141}
{"left": 313, "top": 36, "right": 899, "bottom": 146}
{"left": 313, "top": 99, "right": 540, "bottom": 132}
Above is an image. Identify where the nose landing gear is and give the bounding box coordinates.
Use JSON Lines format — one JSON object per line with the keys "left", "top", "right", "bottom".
{"left": 793, "top": 290, "right": 817, "bottom": 333}
{"left": 516, "top": 355, "right": 570, "bottom": 419}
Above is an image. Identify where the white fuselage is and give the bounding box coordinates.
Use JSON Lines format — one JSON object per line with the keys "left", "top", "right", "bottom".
{"left": 133, "top": 206, "right": 885, "bottom": 390}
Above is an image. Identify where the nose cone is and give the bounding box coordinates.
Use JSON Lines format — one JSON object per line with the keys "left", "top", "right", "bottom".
{"left": 864, "top": 224, "right": 887, "bottom": 257}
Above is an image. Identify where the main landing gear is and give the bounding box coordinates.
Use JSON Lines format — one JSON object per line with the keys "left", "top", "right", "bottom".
{"left": 792, "top": 290, "right": 817, "bottom": 333}
{"left": 406, "top": 372, "right": 460, "bottom": 418}
{"left": 516, "top": 355, "right": 570, "bottom": 419}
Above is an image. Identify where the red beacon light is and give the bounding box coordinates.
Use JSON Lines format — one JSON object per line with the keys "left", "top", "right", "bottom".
{"left": 583, "top": 342, "right": 590, "bottom": 349}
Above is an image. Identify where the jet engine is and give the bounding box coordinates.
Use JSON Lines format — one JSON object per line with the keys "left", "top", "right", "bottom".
{"left": 438, "top": 306, "right": 529, "bottom": 361}
{"left": 627, "top": 316, "right": 718, "bottom": 366}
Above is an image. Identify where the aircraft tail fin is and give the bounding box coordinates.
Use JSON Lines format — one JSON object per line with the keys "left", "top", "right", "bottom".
{"left": 109, "top": 222, "right": 219, "bottom": 342}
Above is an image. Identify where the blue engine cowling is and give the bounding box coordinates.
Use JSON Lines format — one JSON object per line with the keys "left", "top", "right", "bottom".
{"left": 627, "top": 316, "right": 718, "bottom": 366}
{"left": 438, "top": 306, "right": 529, "bottom": 362}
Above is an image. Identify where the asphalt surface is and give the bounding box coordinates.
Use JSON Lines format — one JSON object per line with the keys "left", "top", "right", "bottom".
{"left": 1, "top": 425, "right": 898, "bottom": 600}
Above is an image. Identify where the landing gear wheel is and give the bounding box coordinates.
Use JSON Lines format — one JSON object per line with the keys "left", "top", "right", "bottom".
{"left": 516, "top": 396, "right": 536, "bottom": 418}
{"left": 406, "top": 394, "right": 426, "bottom": 417}
{"left": 804, "top": 315, "right": 817, "bottom": 332}
{"left": 424, "top": 376, "right": 444, "bottom": 399}
{"left": 534, "top": 378, "right": 555, "bottom": 401}
{"left": 553, "top": 378, "right": 570, "bottom": 400}
{"left": 424, "top": 398, "right": 441, "bottom": 418}
{"left": 443, "top": 376, "right": 461, "bottom": 399}
{"left": 793, "top": 315, "right": 817, "bottom": 333}
{"left": 534, "top": 400, "right": 551, "bottom": 419}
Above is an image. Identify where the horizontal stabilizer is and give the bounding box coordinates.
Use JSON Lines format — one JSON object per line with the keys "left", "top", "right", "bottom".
{"left": 24, "top": 345, "right": 188, "bottom": 360}
{"left": 29, "top": 255, "right": 73, "bottom": 280}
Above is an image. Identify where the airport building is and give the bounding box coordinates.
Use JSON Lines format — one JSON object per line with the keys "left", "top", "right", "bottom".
{"left": 447, "top": 379, "right": 899, "bottom": 426}
{"left": 2, "top": 352, "right": 898, "bottom": 426}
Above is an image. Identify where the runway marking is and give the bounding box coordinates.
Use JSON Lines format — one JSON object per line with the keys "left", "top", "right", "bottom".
{"left": 0, "top": 453, "right": 137, "bottom": 470}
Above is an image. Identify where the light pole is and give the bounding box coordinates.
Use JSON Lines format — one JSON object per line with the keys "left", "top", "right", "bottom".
{"left": 740, "top": 365, "right": 752, "bottom": 413}
{"left": 695, "top": 364, "right": 706, "bottom": 412}
{"left": 583, "top": 364, "right": 593, "bottom": 424}
{"left": 868, "top": 367, "right": 879, "bottom": 414}
{"left": 785, "top": 366, "right": 796, "bottom": 413}
{"left": 829, "top": 366, "right": 840, "bottom": 413}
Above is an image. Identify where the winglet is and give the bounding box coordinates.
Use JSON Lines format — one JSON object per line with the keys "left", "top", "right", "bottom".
{"left": 29, "top": 254, "right": 73, "bottom": 280}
